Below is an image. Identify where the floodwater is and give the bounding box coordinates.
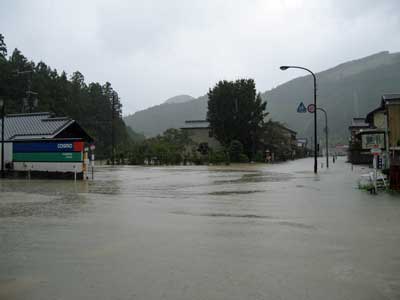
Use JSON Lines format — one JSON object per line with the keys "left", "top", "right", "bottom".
{"left": 1, "top": 158, "right": 400, "bottom": 300}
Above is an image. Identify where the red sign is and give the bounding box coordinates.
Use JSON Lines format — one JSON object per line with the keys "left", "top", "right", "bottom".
{"left": 307, "top": 104, "right": 316, "bottom": 113}
{"left": 370, "top": 147, "right": 382, "bottom": 155}
{"left": 73, "top": 141, "right": 84, "bottom": 152}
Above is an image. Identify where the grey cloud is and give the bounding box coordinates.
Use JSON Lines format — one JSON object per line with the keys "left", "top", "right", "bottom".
{"left": 1, "top": 0, "right": 399, "bottom": 114}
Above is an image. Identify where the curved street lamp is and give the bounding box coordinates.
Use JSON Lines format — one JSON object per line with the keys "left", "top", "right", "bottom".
{"left": 280, "top": 65, "right": 318, "bottom": 174}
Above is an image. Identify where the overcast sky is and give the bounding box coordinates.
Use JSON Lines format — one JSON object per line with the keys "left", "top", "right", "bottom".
{"left": 1, "top": 0, "right": 399, "bottom": 115}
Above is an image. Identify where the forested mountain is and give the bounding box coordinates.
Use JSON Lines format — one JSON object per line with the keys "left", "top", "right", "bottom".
{"left": 164, "top": 94, "right": 195, "bottom": 104}
{"left": 124, "top": 95, "right": 208, "bottom": 136}
{"left": 124, "top": 51, "right": 400, "bottom": 143}
{"left": 0, "top": 34, "right": 129, "bottom": 158}
{"left": 263, "top": 51, "right": 400, "bottom": 144}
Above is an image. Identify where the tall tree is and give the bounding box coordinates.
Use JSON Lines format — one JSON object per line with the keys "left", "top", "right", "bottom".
{"left": 0, "top": 34, "right": 7, "bottom": 60}
{"left": 207, "top": 79, "right": 268, "bottom": 158}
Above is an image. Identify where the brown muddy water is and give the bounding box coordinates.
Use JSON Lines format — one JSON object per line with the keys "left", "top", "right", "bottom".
{"left": 1, "top": 157, "right": 400, "bottom": 300}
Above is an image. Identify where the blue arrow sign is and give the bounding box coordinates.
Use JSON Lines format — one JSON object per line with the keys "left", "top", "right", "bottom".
{"left": 297, "top": 102, "right": 307, "bottom": 113}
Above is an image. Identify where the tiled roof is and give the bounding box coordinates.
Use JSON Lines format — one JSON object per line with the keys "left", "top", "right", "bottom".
{"left": 0, "top": 112, "right": 75, "bottom": 141}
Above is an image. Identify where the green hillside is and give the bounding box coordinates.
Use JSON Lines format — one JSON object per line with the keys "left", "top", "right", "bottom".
{"left": 264, "top": 51, "right": 400, "bottom": 143}
{"left": 124, "top": 95, "right": 208, "bottom": 137}
{"left": 124, "top": 51, "right": 400, "bottom": 142}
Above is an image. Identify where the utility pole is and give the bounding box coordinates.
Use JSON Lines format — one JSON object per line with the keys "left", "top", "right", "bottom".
{"left": 0, "top": 98, "right": 5, "bottom": 178}
{"left": 16, "top": 70, "right": 37, "bottom": 113}
{"left": 314, "top": 107, "right": 329, "bottom": 168}
{"left": 111, "top": 92, "right": 115, "bottom": 165}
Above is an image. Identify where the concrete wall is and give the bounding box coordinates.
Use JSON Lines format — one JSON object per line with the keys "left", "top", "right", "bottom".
{"left": 13, "top": 162, "right": 83, "bottom": 172}
{"left": 185, "top": 128, "right": 223, "bottom": 151}
{"left": 0, "top": 142, "right": 13, "bottom": 164}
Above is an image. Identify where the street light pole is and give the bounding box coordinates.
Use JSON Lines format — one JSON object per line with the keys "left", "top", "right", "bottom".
{"left": 0, "top": 99, "right": 5, "bottom": 178}
{"left": 280, "top": 65, "right": 318, "bottom": 174}
{"left": 111, "top": 92, "right": 116, "bottom": 165}
{"left": 317, "top": 107, "right": 329, "bottom": 168}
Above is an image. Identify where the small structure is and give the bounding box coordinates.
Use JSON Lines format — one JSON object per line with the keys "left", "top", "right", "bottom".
{"left": 181, "top": 120, "right": 222, "bottom": 154}
{"left": 276, "top": 124, "right": 298, "bottom": 151}
{"left": 349, "top": 94, "right": 400, "bottom": 189}
{"left": 260, "top": 124, "right": 298, "bottom": 161}
{"left": 348, "top": 117, "right": 373, "bottom": 164}
{"left": 349, "top": 118, "right": 370, "bottom": 140}
{"left": 381, "top": 94, "right": 400, "bottom": 189}
{"left": 296, "top": 138, "right": 308, "bottom": 149}
{"left": 334, "top": 144, "right": 349, "bottom": 156}
{"left": 0, "top": 112, "right": 93, "bottom": 179}
{"left": 296, "top": 138, "right": 310, "bottom": 158}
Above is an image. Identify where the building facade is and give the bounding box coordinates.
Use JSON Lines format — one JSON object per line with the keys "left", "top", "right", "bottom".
{"left": 0, "top": 112, "right": 93, "bottom": 178}
{"left": 181, "top": 120, "right": 222, "bottom": 154}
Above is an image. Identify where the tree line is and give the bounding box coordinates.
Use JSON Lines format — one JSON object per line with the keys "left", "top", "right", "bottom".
{"left": 0, "top": 33, "right": 300, "bottom": 164}
{"left": 0, "top": 33, "right": 129, "bottom": 158}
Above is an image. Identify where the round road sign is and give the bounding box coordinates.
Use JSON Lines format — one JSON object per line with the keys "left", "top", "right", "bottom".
{"left": 307, "top": 104, "right": 316, "bottom": 113}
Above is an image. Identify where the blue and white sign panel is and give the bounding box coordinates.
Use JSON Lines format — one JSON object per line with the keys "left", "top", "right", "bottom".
{"left": 297, "top": 102, "right": 307, "bottom": 113}
{"left": 13, "top": 141, "right": 83, "bottom": 153}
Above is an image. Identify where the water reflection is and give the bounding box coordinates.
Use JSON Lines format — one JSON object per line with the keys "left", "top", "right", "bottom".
{"left": 0, "top": 193, "right": 89, "bottom": 218}
{"left": 1, "top": 159, "right": 400, "bottom": 300}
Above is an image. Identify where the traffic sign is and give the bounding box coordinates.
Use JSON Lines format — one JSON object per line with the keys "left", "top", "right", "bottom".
{"left": 297, "top": 102, "right": 307, "bottom": 113}
{"left": 370, "top": 147, "right": 382, "bottom": 155}
{"left": 307, "top": 104, "right": 316, "bottom": 113}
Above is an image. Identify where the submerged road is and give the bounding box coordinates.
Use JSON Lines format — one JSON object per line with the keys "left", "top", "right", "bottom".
{"left": 1, "top": 157, "right": 400, "bottom": 299}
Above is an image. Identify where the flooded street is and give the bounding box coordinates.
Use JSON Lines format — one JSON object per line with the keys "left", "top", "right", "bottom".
{"left": 1, "top": 157, "right": 400, "bottom": 300}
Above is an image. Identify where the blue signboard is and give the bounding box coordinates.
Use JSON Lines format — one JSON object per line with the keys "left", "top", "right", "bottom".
{"left": 297, "top": 102, "right": 307, "bottom": 113}
{"left": 13, "top": 141, "right": 83, "bottom": 153}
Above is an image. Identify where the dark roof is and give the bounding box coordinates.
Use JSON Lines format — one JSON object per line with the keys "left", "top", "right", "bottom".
{"left": 0, "top": 112, "right": 91, "bottom": 141}
{"left": 355, "top": 128, "right": 386, "bottom": 136}
{"left": 275, "top": 123, "right": 297, "bottom": 135}
{"left": 349, "top": 118, "right": 369, "bottom": 128}
{"left": 382, "top": 94, "right": 400, "bottom": 101}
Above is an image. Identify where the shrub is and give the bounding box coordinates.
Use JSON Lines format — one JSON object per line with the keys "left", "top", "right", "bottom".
{"left": 239, "top": 153, "right": 249, "bottom": 163}
{"left": 229, "top": 140, "right": 244, "bottom": 162}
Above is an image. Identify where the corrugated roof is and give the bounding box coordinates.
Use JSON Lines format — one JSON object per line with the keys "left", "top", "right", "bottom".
{"left": 0, "top": 112, "right": 75, "bottom": 141}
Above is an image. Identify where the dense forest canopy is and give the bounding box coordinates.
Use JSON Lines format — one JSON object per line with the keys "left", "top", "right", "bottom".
{"left": 0, "top": 34, "right": 130, "bottom": 158}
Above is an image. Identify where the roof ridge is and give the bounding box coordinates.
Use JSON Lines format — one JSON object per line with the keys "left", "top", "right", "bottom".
{"left": 43, "top": 117, "right": 71, "bottom": 121}
{"left": 6, "top": 112, "right": 51, "bottom": 118}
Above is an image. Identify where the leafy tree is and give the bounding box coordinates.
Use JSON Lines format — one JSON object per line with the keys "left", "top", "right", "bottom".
{"left": 0, "top": 34, "right": 7, "bottom": 60}
{"left": 229, "top": 140, "right": 244, "bottom": 162}
{"left": 126, "top": 126, "right": 145, "bottom": 142}
{"left": 207, "top": 79, "right": 268, "bottom": 159}
{"left": 126, "top": 128, "right": 193, "bottom": 165}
